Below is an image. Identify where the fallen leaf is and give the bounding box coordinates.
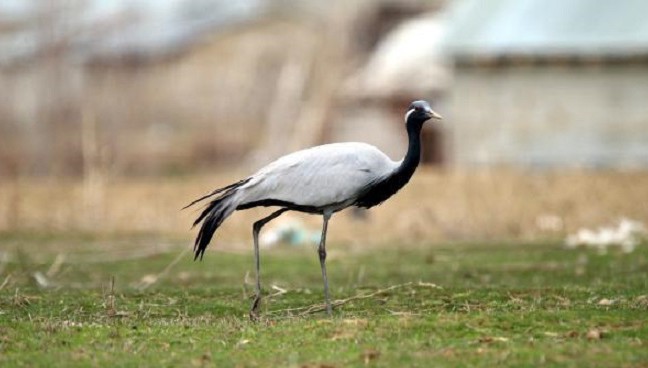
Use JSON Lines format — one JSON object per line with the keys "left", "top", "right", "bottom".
{"left": 566, "top": 331, "right": 579, "bottom": 338}
{"left": 362, "top": 349, "right": 380, "bottom": 365}
{"left": 32, "top": 272, "right": 51, "bottom": 288}
{"left": 235, "top": 339, "right": 250, "bottom": 348}
{"left": 479, "top": 336, "right": 508, "bottom": 343}
{"left": 586, "top": 329, "right": 602, "bottom": 340}
{"left": 598, "top": 298, "right": 614, "bottom": 306}
{"left": 417, "top": 281, "right": 442, "bottom": 289}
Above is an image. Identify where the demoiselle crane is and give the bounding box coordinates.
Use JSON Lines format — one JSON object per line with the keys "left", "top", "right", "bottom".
{"left": 185, "top": 100, "right": 442, "bottom": 318}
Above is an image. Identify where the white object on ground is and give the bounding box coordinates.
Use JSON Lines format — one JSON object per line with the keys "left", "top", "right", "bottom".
{"left": 565, "top": 218, "right": 647, "bottom": 253}
{"left": 259, "top": 215, "right": 321, "bottom": 248}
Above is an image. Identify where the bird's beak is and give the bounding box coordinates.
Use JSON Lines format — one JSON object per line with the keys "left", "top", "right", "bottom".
{"left": 426, "top": 109, "right": 443, "bottom": 120}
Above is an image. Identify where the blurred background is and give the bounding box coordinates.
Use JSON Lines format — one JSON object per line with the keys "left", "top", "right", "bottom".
{"left": 0, "top": 0, "right": 647, "bottom": 250}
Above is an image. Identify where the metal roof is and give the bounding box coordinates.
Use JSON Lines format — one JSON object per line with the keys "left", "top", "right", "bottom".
{"left": 343, "top": 13, "right": 450, "bottom": 98}
{"left": 443, "top": 0, "right": 648, "bottom": 58}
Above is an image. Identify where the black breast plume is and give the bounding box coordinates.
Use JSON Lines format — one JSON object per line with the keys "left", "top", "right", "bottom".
{"left": 354, "top": 114, "right": 424, "bottom": 208}
{"left": 354, "top": 167, "right": 416, "bottom": 208}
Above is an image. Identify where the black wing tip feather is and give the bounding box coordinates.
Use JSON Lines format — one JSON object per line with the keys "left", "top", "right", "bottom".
{"left": 182, "top": 178, "right": 251, "bottom": 211}
{"left": 187, "top": 177, "right": 251, "bottom": 260}
{"left": 186, "top": 178, "right": 252, "bottom": 260}
{"left": 193, "top": 230, "right": 206, "bottom": 261}
{"left": 193, "top": 211, "right": 217, "bottom": 261}
{"left": 193, "top": 245, "right": 205, "bottom": 261}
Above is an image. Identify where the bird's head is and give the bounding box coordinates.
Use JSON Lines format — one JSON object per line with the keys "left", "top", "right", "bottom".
{"left": 405, "top": 100, "right": 443, "bottom": 125}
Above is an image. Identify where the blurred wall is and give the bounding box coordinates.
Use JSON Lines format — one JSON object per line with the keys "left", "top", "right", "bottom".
{"left": 0, "top": 18, "right": 325, "bottom": 177}
{"left": 443, "top": 0, "right": 648, "bottom": 168}
{"left": 448, "top": 64, "right": 648, "bottom": 168}
{"left": 2, "top": 0, "right": 411, "bottom": 177}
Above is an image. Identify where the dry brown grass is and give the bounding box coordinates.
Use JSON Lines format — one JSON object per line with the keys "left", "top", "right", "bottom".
{"left": 1, "top": 168, "right": 647, "bottom": 249}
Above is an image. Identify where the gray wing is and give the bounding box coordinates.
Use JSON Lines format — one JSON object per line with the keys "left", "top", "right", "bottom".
{"left": 238, "top": 143, "right": 398, "bottom": 209}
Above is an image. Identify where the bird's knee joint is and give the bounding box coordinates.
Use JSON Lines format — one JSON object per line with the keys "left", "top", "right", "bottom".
{"left": 253, "top": 222, "right": 263, "bottom": 234}
{"left": 318, "top": 248, "right": 326, "bottom": 261}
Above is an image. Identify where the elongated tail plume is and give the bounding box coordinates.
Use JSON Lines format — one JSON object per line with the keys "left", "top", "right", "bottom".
{"left": 184, "top": 179, "right": 249, "bottom": 260}
{"left": 182, "top": 178, "right": 249, "bottom": 210}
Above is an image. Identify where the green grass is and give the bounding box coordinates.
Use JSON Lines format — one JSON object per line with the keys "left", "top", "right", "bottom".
{"left": 1, "top": 235, "right": 647, "bottom": 367}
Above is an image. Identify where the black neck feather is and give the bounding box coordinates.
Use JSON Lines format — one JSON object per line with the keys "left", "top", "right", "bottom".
{"left": 354, "top": 115, "right": 425, "bottom": 208}
{"left": 398, "top": 117, "right": 424, "bottom": 182}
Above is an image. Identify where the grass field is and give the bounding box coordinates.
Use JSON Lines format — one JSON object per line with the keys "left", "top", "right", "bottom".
{"left": 1, "top": 232, "right": 647, "bottom": 367}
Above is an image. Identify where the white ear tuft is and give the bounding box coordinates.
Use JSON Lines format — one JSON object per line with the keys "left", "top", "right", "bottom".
{"left": 404, "top": 109, "right": 415, "bottom": 123}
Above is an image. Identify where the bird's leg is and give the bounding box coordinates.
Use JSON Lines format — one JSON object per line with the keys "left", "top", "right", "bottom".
{"left": 250, "top": 208, "right": 289, "bottom": 321}
{"left": 318, "top": 212, "right": 333, "bottom": 316}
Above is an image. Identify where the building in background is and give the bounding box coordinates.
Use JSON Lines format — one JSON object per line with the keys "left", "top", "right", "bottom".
{"left": 0, "top": 0, "right": 270, "bottom": 175}
{"left": 4, "top": 0, "right": 648, "bottom": 176}
{"left": 337, "top": 0, "right": 449, "bottom": 165}
{"left": 0, "top": 0, "right": 447, "bottom": 176}
{"left": 443, "top": 0, "right": 648, "bottom": 168}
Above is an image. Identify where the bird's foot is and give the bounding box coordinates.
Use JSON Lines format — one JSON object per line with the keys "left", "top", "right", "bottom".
{"left": 249, "top": 295, "right": 262, "bottom": 322}
{"left": 249, "top": 310, "right": 260, "bottom": 322}
{"left": 325, "top": 304, "right": 333, "bottom": 317}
